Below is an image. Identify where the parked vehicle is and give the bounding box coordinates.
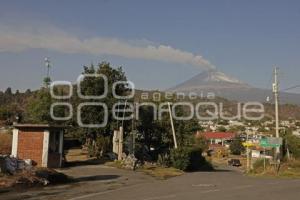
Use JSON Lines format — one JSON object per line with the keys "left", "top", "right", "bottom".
{"left": 228, "top": 159, "right": 242, "bottom": 167}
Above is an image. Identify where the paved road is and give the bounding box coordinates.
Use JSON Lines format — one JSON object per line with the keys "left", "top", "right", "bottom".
{"left": 2, "top": 165, "right": 300, "bottom": 200}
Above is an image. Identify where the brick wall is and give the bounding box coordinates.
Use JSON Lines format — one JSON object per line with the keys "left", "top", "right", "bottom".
{"left": 17, "top": 129, "right": 44, "bottom": 166}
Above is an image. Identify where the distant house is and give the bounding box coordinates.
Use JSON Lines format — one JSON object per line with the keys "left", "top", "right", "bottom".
{"left": 228, "top": 120, "right": 244, "bottom": 126}
{"left": 292, "top": 129, "right": 300, "bottom": 137}
{"left": 12, "top": 124, "right": 65, "bottom": 168}
{"left": 196, "top": 131, "right": 236, "bottom": 148}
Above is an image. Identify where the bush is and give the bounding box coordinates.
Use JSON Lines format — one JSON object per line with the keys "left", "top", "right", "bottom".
{"left": 170, "top": 147, "right": 190, "bottom": 170}
{"left": 87, "top": 135, "right": 111, "bottom": 158}
{"left": 286, "top": 134, "right": 300, "bottom": 159}
{"left": 157, "top": 153, "right": 171, "bottom": 167}
{"left": 170, "top": 147, "right": 213, "bottom": 171}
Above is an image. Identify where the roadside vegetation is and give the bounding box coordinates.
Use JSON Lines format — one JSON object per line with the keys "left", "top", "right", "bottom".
{"left": 1, "top": 60, "right": 300, "bottom": 182}
{"left": 250, "top": 159, "right": 300, "bottom": 178}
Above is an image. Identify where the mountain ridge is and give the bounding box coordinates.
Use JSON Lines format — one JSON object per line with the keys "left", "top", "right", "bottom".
{"left": 168, "top": 69, "right": 300, "bottom": 105}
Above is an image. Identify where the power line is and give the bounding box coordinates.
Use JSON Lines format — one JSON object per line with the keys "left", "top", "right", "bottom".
{"left": 281, "top": 84, "right": 300, "bottom": 92}
{"left": 264, "top": 70, "right": 274, "bottom": 103}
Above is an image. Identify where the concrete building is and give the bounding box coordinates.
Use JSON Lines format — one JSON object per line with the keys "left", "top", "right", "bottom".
{"left": 196, "top": 131, "right": 236, "bottom": 148}
{"left": 11, "top": 124, "right": 65, "bottom": 168}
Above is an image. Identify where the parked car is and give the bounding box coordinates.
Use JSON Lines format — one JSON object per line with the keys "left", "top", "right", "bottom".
{"left": 228, "top": 159, "right": 242, "bottom": 167}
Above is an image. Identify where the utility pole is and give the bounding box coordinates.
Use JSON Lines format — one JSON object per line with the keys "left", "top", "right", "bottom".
{"left": 118, "top": 100, "right": 127, "bottom": 160}
{"left": 273, "top": 67, "right": 280, "bottom": 162}
{"left": 246, "top": 132, "right": 250, "bottom": 172}
{"left": 118, "top": 126, "right": 124, "bottom": 160}
{"left": 129, "top": 103, "right": 136, "bottom": 155}
{"left": 168, "top": 102, "right": 178, "bottom": 149}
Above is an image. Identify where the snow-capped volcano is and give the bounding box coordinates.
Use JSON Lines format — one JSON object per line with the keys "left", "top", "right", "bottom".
{"left": 168, "top": 69, "right": 300, "bottom": 104}
{"left": 169, "top": 69, "right": 251, "bottom": 92}
{"left": 189, "top": 69, "right": 244, "bottom": 84}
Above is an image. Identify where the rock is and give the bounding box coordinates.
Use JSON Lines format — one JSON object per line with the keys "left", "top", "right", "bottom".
{"left": 41, "top": 178, "right": 50, "bottom": 186}
{"left": 121, "top": 153, "right": 127, "bottom": 160}
{"left": 122, "top": 154, "right": 138, "bottom": 170}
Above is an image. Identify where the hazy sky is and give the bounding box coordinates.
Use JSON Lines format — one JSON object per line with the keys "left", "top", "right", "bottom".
{"left": 0, "top": 0, "right": 300, "bottom": 93}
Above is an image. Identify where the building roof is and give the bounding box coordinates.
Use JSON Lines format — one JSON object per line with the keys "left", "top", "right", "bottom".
{"left": 199, "top": 132, "right": 236, "bottom": 140}
{"left": 13, "top": 123, "right": 66, "bottom": 129}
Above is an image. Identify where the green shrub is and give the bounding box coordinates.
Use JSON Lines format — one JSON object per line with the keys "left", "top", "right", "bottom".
{"left": 229, "top": 137, "right": 245, "bottom": 155}
{"left": 87, "top": 135, "right": 111, "bottom": 158}
{"left": 170, "top": 147, "right": 213, "bottom": 171}
{"left": 157, "top": 153, "right": 171, "bottom": 167}
{"left": 286, "top": 134, "right": 300, "bottom": 159}
{"left": 170, "top": 147, "right": 190, "bottom": 170}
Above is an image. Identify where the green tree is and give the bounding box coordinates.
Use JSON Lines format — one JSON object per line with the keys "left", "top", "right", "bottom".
{"left": 25, "top": 89, "right": 53, "bottom": 123}
{"left": 73, "top": 62, "right": 129, "bottom": 155}
{"left": 193, "top": 135, "right": 209, "bottom": 151}
{"left": 136, "top": 103, "right": 171, "bottom": 155}
{"left": 285, "top": 134, "right": 300, "bottom": 159}
{"left": 229, "top": 137, "right": 245, "bottom": 155}
{"left": 217, "top": 126, "right": 227, "bottom": 132}
{"left": 4, "top": 87, "right": 12, "bottom": 95}
{"left": 218, "top": 120, "right": 229, "bottom": 125}
{"left": 175, "top": 118, "right": 203, "bottom": 147}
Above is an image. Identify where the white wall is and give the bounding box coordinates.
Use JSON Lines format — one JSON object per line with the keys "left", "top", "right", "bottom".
{"left": 11, "top": 128, "right": 19, "bottom": 157}
{"left": 42, "top": 130, "right": 50, "bottom": 167}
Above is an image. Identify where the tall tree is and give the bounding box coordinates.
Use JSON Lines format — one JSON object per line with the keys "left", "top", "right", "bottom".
{"left": 4, "top": 87, "right": 12, "bottom": 95}
{"left": 25, "top": 89, "right": 53, "bottom": 123}
{"left": 72, "top": 62, "right": 130, "bottom": 150}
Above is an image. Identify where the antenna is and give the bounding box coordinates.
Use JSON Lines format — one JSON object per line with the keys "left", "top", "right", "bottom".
{"left": 44, "top": 57, "right": 51, "bottom": 87}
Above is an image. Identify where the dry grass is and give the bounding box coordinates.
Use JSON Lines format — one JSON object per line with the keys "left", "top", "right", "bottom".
{"left": 277, "top": 160, "right": 300, "bottom": 178}
{"left": 105, "top": 161, "right": 183, "bottom": 180}
{"left": 105, "top": 161, "right": 123, "bottom": 169}
{"left": 250, "top": 160, "right": 300, "bottom": 178}
{"left": 139, "top": 166, "right": 184, "bottom": 180}
{"left": 0, "top": 133, "right": 12, "bottom": 155}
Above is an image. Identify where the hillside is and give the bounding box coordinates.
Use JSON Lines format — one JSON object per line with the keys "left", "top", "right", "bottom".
{"left": 1, "top": 87, "right": 300, "bottom": 126}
